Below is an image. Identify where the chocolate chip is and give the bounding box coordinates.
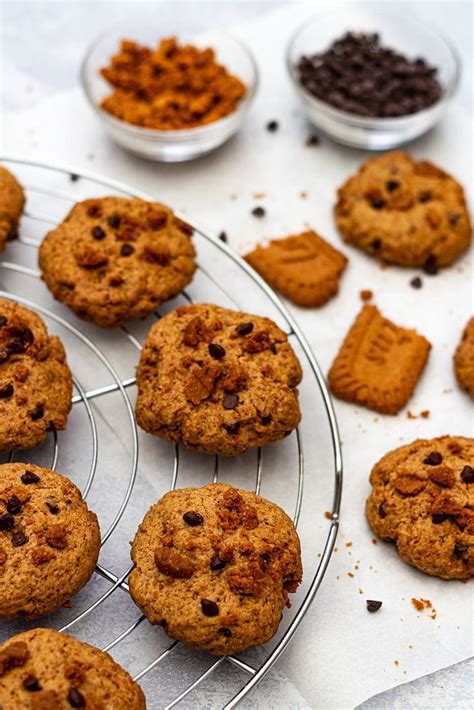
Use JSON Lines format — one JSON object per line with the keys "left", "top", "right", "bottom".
{"left": 107, "top": 214, "right": 121, "bottom": 228}
{"left": 306, "top": 134, "right": 320, "bottom": 146}
{"left": 11, "top": 530, "right": 28, "bottom": 547}
{"left": 120, "top": 243, "right": 135, "bottom": 256}
{"left": 236, "top": 322, "right": 254, "bottom": 336}
{"left": 432, "top": 514, "right": 449, "bottom": 524}
{"left": 7, "top": 326, "right": 34, "bottom": 352}
{"left": 378, "top": 503, "right": 387, "bottom": 518}
{"left": 386, "top": 180, "right": 400, "bottom": 191}
{"left": 370, "top": 238, "right": 382, "bottom": 250}
{"left": 223, "top": 393, "right": 239, "bottom": 410}
{"left": 218, "top": 627, "right": 232, "bottom": 637}
{"left": 91, "top": 226, "right": 106, "bottom": 240}
{"left": 30, "top": 404, "right": 44, "bottom": 421}
{"left": 210, "top": 554, "right": 228, "bottom": 571}
{"left": 418, "top": 191, "right": 432, "bottom": 203}
{"left": 424, "top": 451, "right": 442, "bottom": 466}
{"left": 224, "top": 422, "right": 241, "bottom": 435}
{"left": 218, "top": 231, "right": 228, "bottom": 242}
{"left": 23, "top": 675, "right": 42, "bottom": 691}
{"left": 370, "top": 197, "right": 385, "bottom": 210}
{"left": 0, "top": 513, "right": 15, "bottom": 530}
{"left": 266, "top": 120, "right": 279, "bottom": 132}
{"left": 366, "top": 600, "right": 383, "bottom": 613}
{"left": 423, "top": 254, "right": 439, "bottom": 275}
{"left": 269, "top": 342, "right": 277, "bottom": 354}
{"left": 261, "top": 415, "right": 272, "bottom": 425}
{"left": 67, "top": 688, "right": 86, "bottom": 708}
{"left": 46, "top": 501, "right": 60, "bottom": 515}
{"left": 69, "top": 173, "right": 80, "bottom": 182}
{"left": 0, "top": 315, "right": 7, "bottom": 327}
{"left": 448, "top": 212, "right": 460, "bottom": 226}
{"left": 454, "top": 542, "right": 468, "bottom": 558}
{"left": 251, "top": 206, "right": 265, "bottom": 218}
{"left": 6, "top": 495, "right": 22, "bottom": 515}
{"left": 183, "top": 511, "right": 204, "bottom": 526}
{"left": 410, "top": 276, "right": 423, "bottom": 289}
{"left": 0, "top": 383, "right": 14, "bottom": 398}
{"left": 461, "top": 465, "right": 474, "bottom": 484}
{"left": 208, "top": 343, "right": 226, "bottom": 360}
{"left": 201, "top": 599, "right": 219, "bottom": 616}
{"left": 21, "top": 470, "right": 40, "bottom": 484}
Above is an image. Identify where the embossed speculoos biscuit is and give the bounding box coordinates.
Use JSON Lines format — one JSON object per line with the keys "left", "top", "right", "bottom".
{"left": 328, "top": 304, "right": 431, "bottom": 415}
{"left": 39, "top": 197, "right": 196, "bottom": 328}
{"left": 334, "top": 151, "right": 472, "bottom": 271}
{"left": 135, "top": 303, "right": 302, "bottom": 456}
{"left": 0, "top": 463, "right": 100, "bottom": 620}
{"left": 454, "top": 317, "right": 474, "bottom": 399}
{"left": 0, "top": 628, "right": 145, "bottom": 709}
{"left": 0, "top": 298, "right": 72, "bottom": 452}
{"left": 129, "top": 482, "right": 302, "bottom": 655}
{"left": 244, "top": 230, "right": 348, "bottom": 307}
{"left": 0, "top": 166, "right": 25, "bottom": 251}
{"left": 366, "top": 436, "right": 474, "bottom": 580}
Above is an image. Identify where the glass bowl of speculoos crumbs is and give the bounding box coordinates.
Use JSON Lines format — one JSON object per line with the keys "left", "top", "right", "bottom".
{"left": 81, "top": 27, "right": 258, "bottom": 161}
{"left": 286, "top": 8, "right": 460, "bottom": 150}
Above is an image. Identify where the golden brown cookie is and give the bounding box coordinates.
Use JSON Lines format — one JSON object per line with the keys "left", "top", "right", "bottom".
{"left": 129, "top": 482, "right": 302, "bottom": 655}
{"left": 366, "top": 436, "right": 474, "bottom": 580}
{"left": 0, "top": 463, "right": 100, "bottom": 620}
{"left": 334, "top": 151, "right": 472, "bottom": 270}
{"left": 0, "top": 628, "right": 145, "bottom": 709}
{"left": 244, "top": 230, "right": 348, "bottom": 307}
{"left": 0, "top": 166, "right": 25, "bottom": 251}
{"left": 454, "top": 317, "right": 474, "bottom": 399}
{"left": 39, "top": 197, "right": 196, "bottom": 328}
{"left": 135, "top": 304, "right": 302, "bottom": 456}
{"left": 0, "top": 298, "right": 72, "bottom": 452}
{"left": 328, "top": 304, "right": 431, "bottom": 415}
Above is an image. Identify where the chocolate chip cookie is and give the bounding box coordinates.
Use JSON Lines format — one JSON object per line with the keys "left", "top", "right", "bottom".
{"left": 454, "top": 317, "right": 474, "bottom": 399}
{"left": 135, "top": 304, "right": 303, "bottom": 456}
{"left": 366, "top": 436, "right": 474, "bottom": 580}
{"left": 0, "top": 298, "right": 72, "bottom": 452}
{"left": 0, "top": 463, "right": 100, "bottom": 619}
{"left": 0, "top": 166, "right": 25, "bottom": 251}
{"left": 0, "top": 628, "right": 145, "bottom": 709}
{"left": 334, "top": 152, "right": 471, "bottom": 270}
{"left": 39, "top": 197, "right": 196, "bottom": 327}
{"left": 129, "top": 482, "right": 302, "bottom": 655}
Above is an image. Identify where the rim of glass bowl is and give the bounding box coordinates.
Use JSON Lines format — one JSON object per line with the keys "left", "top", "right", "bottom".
{"left": 285, "top": 10, "right": 461, "bottom": 129}
{"left": 81, "top": 28, "right": 259, "bottom": 140}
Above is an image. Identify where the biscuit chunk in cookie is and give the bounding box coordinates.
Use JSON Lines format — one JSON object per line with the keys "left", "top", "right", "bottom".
{"left": 0, "top": 166, "right": 25, "bottom": 251}
{"left": 245, "top": 230, "right": 348, "bottom": 307}
{"left": 334, "top": 151, "right": 471, "bottom": 270}
{"left": 328, "top": 304, "right": 431, "bottom": 415}
{"left": 135, "top": 303, "right": 302, "bottom": 455}
{"left": 454, "top": 317, "right": 474, "bottom": 399}
{"left": 366, "top": 436, "right": 474, "bottom": 580}
{"left": 0, "top": 298, "right": 72, "bottom": 452}
{"left": 0, "top": 463, "right": 100, "bottom": 619}
{"left": 39, "top": 197, "right": 196, "bottom": 327}
{"left": 0, "top": 628, "right": 145, "bottom": 708}
{"left": 129, "top": 483, "right": 302, "bottom": 655}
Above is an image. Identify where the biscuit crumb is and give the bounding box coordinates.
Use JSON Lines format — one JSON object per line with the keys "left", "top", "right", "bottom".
{"left": 360, "top": 289, "right": 373, "bottom": 301}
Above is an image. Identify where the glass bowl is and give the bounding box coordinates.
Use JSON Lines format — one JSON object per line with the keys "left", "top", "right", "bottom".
{"left": 286, "top": 8, "right": 460, "bottom": 150}
{"left": 81, "top": 27, "right": 258, "bottom": 162}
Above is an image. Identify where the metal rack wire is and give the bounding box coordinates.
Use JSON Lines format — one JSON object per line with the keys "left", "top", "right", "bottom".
{"left": 0, "top": 156, "right": 343, "bottom": 709}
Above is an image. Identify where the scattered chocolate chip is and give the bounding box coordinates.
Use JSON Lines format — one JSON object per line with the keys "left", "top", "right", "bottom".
{"left": 424, "top": 451, "right": 442, "bottom": 466}
{"left": 236, "top": 322, "right": 254, "bottom": 336}
{"left": 46, "top": 501, "right": 60, "bottom": 515}
{"left": 432, "top": 514, "right": 449, "bottom": 524}
{"left": 0, "top": 383, "right": 14, "bottom": 398}
{"left": 370, "top": 197, "right": 385, "bottom": 210}
{"left": 107, "top": 214, "right": 121, "bottom": 228}
{"left": 261, "top": 415, "right": 272, "bottom": 425}
{"left": 223, "top": 393, "right": 239, "bottom": 410}
{"left": 11, "top": 530, "right": 28, "bottom": 547}
{"left": 448, "top": 211, "right": 460, "bottom": 226}
{"left": 251, "top": 206, "right": 265, "bottom": 218}
{"left": 410, "top": 276, "right": 423, "bottom": 289}
{"left": 201, "top": 599, "right": 219, "bottom": 616}
{"left": 218, "top": 627, "right": 232, "bottom": 637}
{"left": 120, "top": 243, "right": 135, "bottom": 256}
{"left": 378, "top": 503, "right": 387, "bottom": 518}
{"left": 6, "top": 495, "right": 22, "bottom": 515}
{"left": 67, "top": 688, "right": 86, "bottom": 708}
{"left": 218, "top": 231, "right": 228, "bottom": 242}
{"left": 386, "top": 180, "right": 400, "bottom": 191}
{"left": 208, "top": 343, "right": 226, "bottom": 360}
{"left": 370, "top": 238, "right": 382, "bottom": 250}
{"left": 461, "top": 465, "right": 474, "bottom": 484}
{"left": 0, "top": 315, "right": 7, "bottom": 327}
{"left": 266, "top": 120, "right": 279, "bottom": 132}
{"left": 306, "top": 134, "right": 320, "bottom": 146}
{"left": 418, "top": 191, "right": 432, "bottom": 203}
{"left": 0, "top": 513, "right": 15, "bottom": 530}
{"left": 23, "top": 675, "right": 42, "bottom": 691}
{"left": 69, "top": 173, "right": 80, "bottom": 183}
{"left": 454, "top": 542, "right": 468, "bottom": 558}
{"left": 423, "top": 254, "right": 439, "bottom": 275}
{"left": 91, "top": 226, "right": 106, "bottom": 240}
{"left": 21, "top": 470, "right": 40, "bottom": 484}
{"left": 210, "top": 554, "right": 228, "bottom": 571}
{"left": 183, "top": 511, "right": 204, "bottom": 526}
{"left": 224, "top": 422, "right": 241, "bottom": 435}
{"left": 366, "top": 600, "right": 383, "bottom": 613}
{"left": 30, "top": 404, "right": 44, "bottom": 421}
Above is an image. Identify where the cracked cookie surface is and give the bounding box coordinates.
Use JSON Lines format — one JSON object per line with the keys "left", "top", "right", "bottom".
{"left": 454, "top": 317, "right": 474, "bottom": 399}
{"left": 0, "top": 166, "right": 25, "bottom": 251}
{"left": 129, "top": 482, "right": 302, "bottom": 655}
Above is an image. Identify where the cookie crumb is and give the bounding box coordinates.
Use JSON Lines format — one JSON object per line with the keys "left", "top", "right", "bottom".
{"left": 394, "top": 660, "right": 399, "bottom": 666}
{"left": 324, "top": 511, "right": 332, "bottom": 520}
{"left": 300, "top": 191, "right": 308, "bottom": 199}
{"left": 360, "top": 289, "right": 373, "bottom": 301}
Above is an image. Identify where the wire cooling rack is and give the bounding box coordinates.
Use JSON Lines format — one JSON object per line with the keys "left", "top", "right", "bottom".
{"left": 0, "top": 156, "right": 343, "bottom": 708}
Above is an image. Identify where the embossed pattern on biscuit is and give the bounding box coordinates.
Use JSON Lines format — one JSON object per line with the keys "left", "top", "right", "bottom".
{"left": 454, "top": 317, "right": 474, "bottom": 399}
{"left": 328, "top": 304, "right": 431, "bottom": 415}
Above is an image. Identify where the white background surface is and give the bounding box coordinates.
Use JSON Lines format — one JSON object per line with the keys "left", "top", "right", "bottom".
{"left": 1, "top": 1, "right": 473, "bottom": 708}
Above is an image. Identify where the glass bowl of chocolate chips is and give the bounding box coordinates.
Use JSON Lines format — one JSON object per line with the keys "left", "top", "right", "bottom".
{"left": 287, "top": 8, "right": 460, "bottom": 149}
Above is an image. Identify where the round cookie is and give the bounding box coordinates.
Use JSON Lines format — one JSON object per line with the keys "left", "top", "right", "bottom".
{"left": 0, "top": 463, "right": 101, "bottom": 619}
{"left": 454, "top": 317, "right": 474, "bottom": 399}
{"left": 334, "top": 151, "right": 471, "bottom": 270}
{"left": 366, "top": 436, "right": 474, "bottom": 580}
{"left": 0, "top": 298, "right": 72, "bottom": 452}
{"left": 39, "top": 197, "right": 196, "bottom": 328}
{"left": 129, "top": 482, "right": 302, "bottom": 655}
{"left": 0, "top": 628, "right": 145, "bottom": 709}
{"left": 0, "top": 166, "right": 25, "bottom": 251}
{"left": 135, "top": 303, "right": 303, "bottom": 456}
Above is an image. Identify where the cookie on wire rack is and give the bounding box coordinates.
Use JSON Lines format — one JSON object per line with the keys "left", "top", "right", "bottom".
{"left": 129, "top": 482, "right": 302, "bottom": 655}
{"left": 454, "top": 317, "right": 474, "bottom": 399}
{"left": 0, "top": 166, "right": 25, "bottom": 251}
{"left": 0, "top": 627, "right": 145, "bottom": 708}
{"left": 39, "top": 196, "right": 196, "bottom": 327}
{"left": 135, "top": 303, "right": 303, "bottom": 455}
